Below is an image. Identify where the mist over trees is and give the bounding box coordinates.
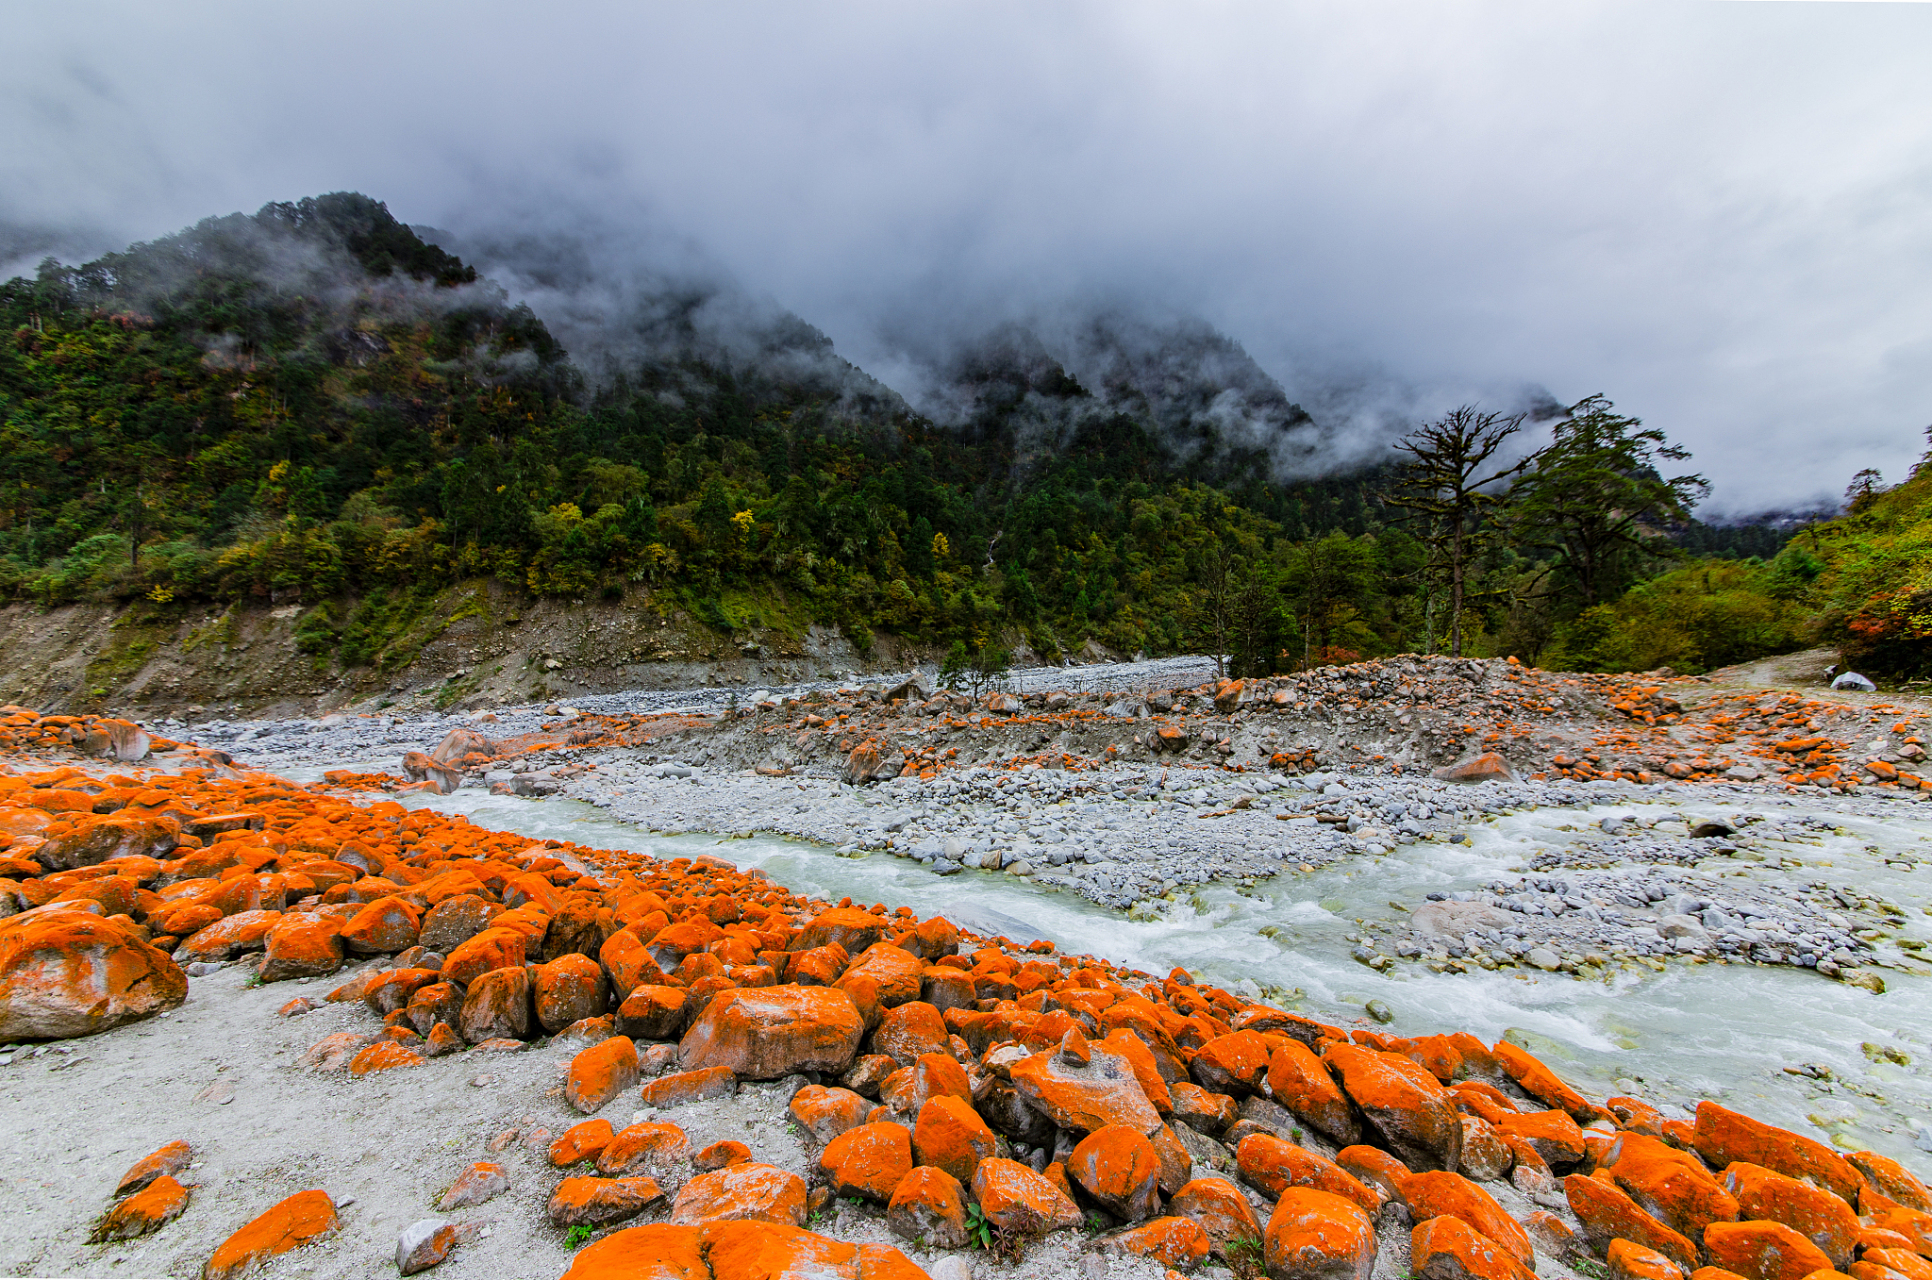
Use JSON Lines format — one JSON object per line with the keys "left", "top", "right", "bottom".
{"left": 2, "top": 191, "right": 1911, "bottom": 680}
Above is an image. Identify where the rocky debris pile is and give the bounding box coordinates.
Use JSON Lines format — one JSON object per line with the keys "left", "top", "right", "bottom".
{"left": 404, "top": 657, "right": 1931, "bottom": 801}
{"left": 0, "top": 705, "right": 240, "bottom": 771}
{"left": 180, "top": 657, "right": 1932, "bottom": 825}
{"left": 1371, "top": 859, "right": 1900, "bottom": 989}
{"left": 1553, "top": 688, "right": 1932, "bottom": 794}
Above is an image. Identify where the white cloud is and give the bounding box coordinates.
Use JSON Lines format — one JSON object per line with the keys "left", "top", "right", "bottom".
{"left": 3, "top": 0, "right": 1928, "bottom": 508}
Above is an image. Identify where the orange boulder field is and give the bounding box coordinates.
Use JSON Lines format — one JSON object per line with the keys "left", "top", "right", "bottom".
{"left": 0, "top": 705, "right": 1927, "bottom": 1280}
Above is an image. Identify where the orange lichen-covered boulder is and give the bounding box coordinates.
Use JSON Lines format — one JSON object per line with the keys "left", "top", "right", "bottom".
{"left": 37, "top": 812, "right": 180, "bottom": 870}
{"left": 700, "top": 1221, "right": 859, "bottom": 1280}
{"left": 257, "top": 914, "right": 345, "bottom": 983}
{"left": 911, "top": 1052, "right": 972, "bottom": 1111}
{"left": 617, "top": 985, "right": 690, "bottom": 1042}
{"left": 1704, "top": 1221, "right": 1836, "bottom": 1280}
{"left": 1859, "top": 1252, "right": 1931, "bottom": 1280}
{"left": 911, "top": 915, "right": 959, "bottom": 959}
{"left": 1264, "top": 1187, "right": 1378, "bottom": 1280}
{"left": 1493, "top": 1109, "right": 1586, "bottom": 1169}
{"left": 1238, "top": 1132, "right": 1380, "bottom": 1214}
{"left": 440, "top": 1162, "right": 509, "bottom": 1212}
{"left": 1333, "top": 1144, "right": 1408, "bottom": 1197}
{"left": 567, "top": 1036, "right": 640, "bottom": 1114}
{"left": 203, "top": 1189, "right": 340, "bottom": 1280}
{"left": 1323, "top": 1043, "right": 1463, "bottom": 1173}
{"left": 118, "top": 1140, "right": 193, "bottom": 1196}
{"left": 1606, "top": 1239, "right": 1686, "bottom": 1280}
{"left": 1564, "top": 1173, "right": 1699, "bottom": 1271}
{"left": 1192, "top": 1030, "right": 1272, "bottom": 1096}
{"left": 819, "top": 1121, "right": 913, "bottom": 1203}
{"left": 177, "top": 909, "right": 281, "bottom": 963}
{"left": 299, "top": 1030, "right": 370, "bottom": 1071}
{"left": 90, "top": 1175, "right": 190, "bottom": 1242}
{"left": 791, "top": 1084, "right": 874, "bottom": 1145}
{"left": 1491, "top": 1040, "right": 1603, "bottom": 1123}
{"left": 678, "top": 984, "right": 865, "bottom": 1079}
{"left": 694, "top": 1140, "right": 751, "bottom": 1171}
{"left": 1724, "top": 1162, "right": 1861, "bottom": 1267}
{"left": 1009, "top": 1039, "right": 1163, "bottom": 1137}
{"left": 338, "top": 896, "right": 420, "bottom": 954}
{"left": 1171, "top": 1176, "right": 1263, "bottom": 1259}
{"left": 551, "top": 1119, "right": 617, "bottom": 1167}
{"left": 1604, "top": 1133, "right": 1742, "bottom": 1242}
{"left": 1693, "top": 1103, "right": 1862, "bottom": 1207}
{"left": 857, "top": 1243, "right": 929, "bottom": 1280}
{"left": 788, "top": 942, "right": 850, "bottom": 988}
{"left": 970, "top": 1157, "right": 1084, "bottom": 1233}
{"left": 1099, "top": 1027, "right": 1175, "bottom": 1115}
{"left": 1094, "top": 1215, "right": 1213, "bottom": 1270}
{"left": 640, "top": 1066, "right": 738, "bottom": 1109}
{"left": 596, "top": 1122, "right": 692, "bottom": 1186}
{"left": 0, "top": 909, "right": 185, "bottom": 1039}
{"left": 670, "top": 1162, "right": 808, "bottom": 1227}
{"left": 796, "top": 906, "right": 888, "bottom": 953}
{"left": 843, "top": 942, "right": 926, "bottom": 1008}
{"left": 911, "top": 1094, "right": 998, "bottom": 1185}
{"left": 536, "top": 953, "right": 607, "bottom": 1033}
{"left": 1171, "top": 1081, "right": 1238, "bottom": 1135}
{"left": 548, "top": 1175, "right": 664, "bottom": 1226}
{"left": 558, "top": 1222, "right": 708, "bottom": 1280}
{"left": 420, "top": 894, "right": 497, "bottom": 954}
{"left": 460, "top": 964, "right": 533, "bottom": 1043}
{"left": 887, "top": 1165, "right": 969, "bottom": 1250}
{"left": 349, "top": 1040, "right": 424, "bottom": 1074}
{"left": 1412, "top": 1215, "right": 1538, "bottom": 1280}
{"left": 441, "top": 926, "right": 526, "bottom": 988}
{"left": 1070, "top": 1124, "right": 1163, "bottom": 1222}
{"left": 1400, "top": 1171, "right": 1535, "bottom": 1269}
{"left": 1864, "top": 1208, "right": 1932, "bottom": 1257}
{"left": 1847, "top": 1151, "right": 1931, "bottom": 1213}
{"left": 1268, "top": 1039, "right": 1362, "bottom": 1147}
{"left": 872, "top": 1000, "right": 950, "bottom": 1064}
{"left": 1459, "top": 1116, "right": 1514, "bottom": 1182}
{"left": 1149, "top": 1121, "right": 1194, "bottom": 1195}
{"left": 404, "top": 981, "right": 462, "bottom": 1038}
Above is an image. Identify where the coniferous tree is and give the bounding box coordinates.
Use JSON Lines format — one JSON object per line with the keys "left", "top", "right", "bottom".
{"left": 1384, "top": 406, "right": 1534, "bottom": 656}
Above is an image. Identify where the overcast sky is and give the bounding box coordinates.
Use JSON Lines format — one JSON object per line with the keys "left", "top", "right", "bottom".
{"left": 4, "top": 1, "right": 1929, "bottom": 512}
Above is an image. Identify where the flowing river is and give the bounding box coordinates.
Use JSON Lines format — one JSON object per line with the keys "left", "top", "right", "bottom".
{"left": 378, "top": 785, "right": 1932, "bottom": 1167}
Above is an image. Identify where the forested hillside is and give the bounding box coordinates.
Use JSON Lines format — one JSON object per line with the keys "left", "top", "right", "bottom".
{"left": 3, "top": 191, "right": 1914, "bottom": 684}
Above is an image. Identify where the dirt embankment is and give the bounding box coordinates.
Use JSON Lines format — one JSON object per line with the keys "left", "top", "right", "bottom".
{"left": 0, "top": 582, "right": 922, "bottom": 719}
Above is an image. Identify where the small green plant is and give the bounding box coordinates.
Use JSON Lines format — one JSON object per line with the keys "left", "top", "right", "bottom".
{"left": 1227, "top": 1234, "right": 1266, "bottom": 1280}
{"left": 970, "top": 1205, "right": 1044, "bottom": 1265}
{"left": 1084, "top": 1211, "right": 1109, "bottom": 1235}
{"left": 563, "top": 1225, "right": 594, "bottom": 1249}
{"left": 1570, "top": 1258, "right": 1611, "bottom": 1280}
{"left": 964, "top": 1201, "right": 994, "bottom": 1251}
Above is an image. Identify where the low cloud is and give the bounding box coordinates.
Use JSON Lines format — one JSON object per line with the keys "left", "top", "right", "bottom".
{"left": 3, "top": 1, "right": 1928, "bottom": 508}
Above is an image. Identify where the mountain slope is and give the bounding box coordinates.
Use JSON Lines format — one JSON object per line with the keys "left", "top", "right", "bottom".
{"left": 0, "top": 192, "right": 1424, "bottom": 699}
